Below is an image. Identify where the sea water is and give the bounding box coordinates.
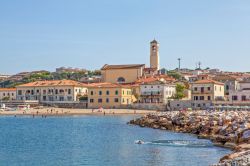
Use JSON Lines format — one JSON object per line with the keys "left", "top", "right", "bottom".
{"left": 0, "top": 115, "right": 230, "bottom": 166}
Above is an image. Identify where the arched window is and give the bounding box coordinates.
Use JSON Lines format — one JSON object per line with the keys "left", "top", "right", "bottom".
{"left": 117, "top": 77, "right": 125, "bottom": 83}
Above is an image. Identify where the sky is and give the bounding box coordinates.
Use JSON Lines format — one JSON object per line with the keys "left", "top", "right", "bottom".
{"left": 0, "top": 0, "right": 250, "bottom": 74}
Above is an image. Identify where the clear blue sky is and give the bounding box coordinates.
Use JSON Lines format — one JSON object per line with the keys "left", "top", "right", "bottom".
{"left": 0, "top": 0, "right": 250, "bottom": 74}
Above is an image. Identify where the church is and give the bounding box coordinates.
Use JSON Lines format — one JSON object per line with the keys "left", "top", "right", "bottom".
{"left": 101, "top": 40, "right": 160, "bottom": 83}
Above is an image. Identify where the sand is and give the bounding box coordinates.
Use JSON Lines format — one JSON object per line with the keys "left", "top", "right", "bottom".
{"left": 0, "top": 107, "right": 157, "bottom": 116}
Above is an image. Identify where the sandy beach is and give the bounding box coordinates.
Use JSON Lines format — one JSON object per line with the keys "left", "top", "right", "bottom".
{"left": 0, "top": 107, "right": 157, "bottom": 116}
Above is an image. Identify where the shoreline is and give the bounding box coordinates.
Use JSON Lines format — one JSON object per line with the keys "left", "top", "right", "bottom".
{"left": 0, "top": 108, "right": 157, "bottom": 116}
{"left": 129, "top": 110, "right": 250, "bottom": 165}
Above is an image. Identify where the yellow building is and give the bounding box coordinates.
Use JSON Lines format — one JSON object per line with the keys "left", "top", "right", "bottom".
{"left": 101, "top": 64, "right": 145, "bottom": 83}
{"left": 191, "top": 79, "right": 225, "bottom": 102}
{"left": 100, "top": 39, "right": 161, "bottom": 84}
{"left": 88, "top": 83, "right": 135, "bottom": 109}
{"left": 0, "top": 88, "right": 16, "bottom": 101}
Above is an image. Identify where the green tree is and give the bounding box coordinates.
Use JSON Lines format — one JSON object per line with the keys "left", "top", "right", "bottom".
{"left": 167, "top": 71, "right": 181, "bottom": 80}
{"left": 174, "top": 84, "right": 186, "bottom": 99}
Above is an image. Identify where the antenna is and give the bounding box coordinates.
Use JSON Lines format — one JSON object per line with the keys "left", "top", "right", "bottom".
{"left": 198, "top": 61, "right": 202, "bottom": 69}
{"left": 178, "top": 58, "right": 181, "bottom": 71}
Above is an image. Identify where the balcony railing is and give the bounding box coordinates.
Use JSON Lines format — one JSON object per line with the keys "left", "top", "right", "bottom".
{"left": 141, "top": 91, "right": 162, "bottom": 96}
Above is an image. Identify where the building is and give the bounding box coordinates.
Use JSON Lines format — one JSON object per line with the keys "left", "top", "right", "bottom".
{"left": 139, "top": 78, "right": 176, "bottom": 104}
{"left": 101, "top": 39, "right": 161, "bottom": 83}
{"left": 16, "top": 80, "right": 88, "bottom": 103}
{"left": 56, "top": 67, "right": 87, "bottom": 73}
{"left": 191, "top": 79, "right": 225, "bottom": 108}
{"left": 101, "top": 64, "right": 145, "bottom": 83}
{"left": 229, "top": 81, "right": 250, "bottom": 102}
{"left": 0, "top": 74, "right": 10, "bottom": 81}
{"left": 150, "top": 39, "right": 160, "bottom": 70}
{"left": 0, "top": 88, "right": 16, "bottom": 101}
{"left": 88, "top": 83, "right": 135, "bottom": 109}
{"left": 213, "top": 74, "right": 240, "bottom": 96}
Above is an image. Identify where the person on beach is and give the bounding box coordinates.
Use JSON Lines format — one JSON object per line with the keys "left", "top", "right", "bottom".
{"left": 32, "top": 114, "right": 34, "bottom": 118}
{"left": 104, "top": 111, "right": 106, "bottom": 116}
{"left": 51, "top": 109, "right": 53, "bottom": 114}
{"left": 36, "top": 111, "right": 39, "bottom": 115}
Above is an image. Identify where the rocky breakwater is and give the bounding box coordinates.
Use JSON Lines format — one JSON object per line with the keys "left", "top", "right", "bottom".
{"left": 129, "top": 110, "right": 250, "bottom": 165}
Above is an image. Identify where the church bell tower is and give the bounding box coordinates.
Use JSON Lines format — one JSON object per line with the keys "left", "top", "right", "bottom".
{"left": 150, "top": 39, "right": 160, "bottom": 70}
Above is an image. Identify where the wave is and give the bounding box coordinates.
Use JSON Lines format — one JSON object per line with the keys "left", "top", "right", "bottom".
{"left": 140, "top": 140, "right": 213, "bottom": 147}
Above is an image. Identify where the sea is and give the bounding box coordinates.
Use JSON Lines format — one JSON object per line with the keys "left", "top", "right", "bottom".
{"left": 0, "top": 115, "right": 231, "bottom": 166}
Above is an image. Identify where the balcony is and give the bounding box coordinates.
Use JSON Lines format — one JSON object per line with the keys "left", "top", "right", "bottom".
{"left": 141, "top": 91, "right": 162, "bottom": 96}
{"left": 192, "top": 91, "right": 212, "bottom": 94}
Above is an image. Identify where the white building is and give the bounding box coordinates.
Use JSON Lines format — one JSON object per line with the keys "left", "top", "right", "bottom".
{"left": 16, "top": 80, "right": 88, "bottom": 103}
{"left": 139, "top": 78, "right": 176, "bottom": 104}
{"left": 230, "top": 81, "right": 250, "bottom": 102}
{"left": 0, "top": 88, "right": 16, "bottom": 101}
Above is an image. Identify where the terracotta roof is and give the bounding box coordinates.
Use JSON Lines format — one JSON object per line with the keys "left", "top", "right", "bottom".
{"left": 0, "top": 88, "right": 16, "bottom": 91}
{"left": 88, "top": 82, "right": 132, "bottom": 88}
{"left": 136, "top": 75, "right": 175, "bottom": 84}
{"left": 193, "top": 79, "right": 224, "bottom": 85}
{"left": 101, "top": 64, "right": 145, "bottom": 70}
{"left": 17, "top": 80, "right": 88, "bottom": 87}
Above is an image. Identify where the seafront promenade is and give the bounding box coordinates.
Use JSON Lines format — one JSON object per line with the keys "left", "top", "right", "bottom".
{"left": 129, "top": 110, "right": 250, "bottom": 165}
{"left": 0, "top": 108, "right": 156, "bottom": 116}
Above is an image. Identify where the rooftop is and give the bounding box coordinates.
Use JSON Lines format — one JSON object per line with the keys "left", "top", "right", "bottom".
{"left": 87, "top": 82, "right": 132, "bottom": 88}
{"left": 193, "top": 79, "right": 224, "bottom": 85}
{"left": 101, "top": 64, "right": 145, "bottom": 70}
{"left": 17, "top": 80, "right": 88, "bottom": 87}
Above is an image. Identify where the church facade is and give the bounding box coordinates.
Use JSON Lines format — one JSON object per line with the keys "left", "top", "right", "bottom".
{"left": 101, "top": 40, "right": 160, "bottom": 83}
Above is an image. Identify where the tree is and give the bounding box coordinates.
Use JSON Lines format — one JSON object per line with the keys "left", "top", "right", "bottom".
{"left": 174, "top": 84, "right": 186, "bottom": 99}
{"left": 167, "top": 71, "right": 181, "bottom": 80}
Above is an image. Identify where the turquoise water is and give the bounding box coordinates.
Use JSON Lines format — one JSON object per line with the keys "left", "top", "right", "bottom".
{"left": 0, "top": 115, "right": 230, "bottom": 166}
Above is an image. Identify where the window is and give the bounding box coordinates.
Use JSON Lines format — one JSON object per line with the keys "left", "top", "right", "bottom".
{"left": 226, "top": 85, "right": 229, "bottom": 90}
{"left": 151, "top": 86, "right": 153, "bottom": 88}
{"left": 208, "top": 96, "right": 211, "bottom": 100}
{"left": 98, "top": 99, "right": 102, "bottom": 103}
{"left": 68, "top": 89, "right": 71, "bottom": 95}
{"left": 201, "top": 87, "right": 204, "bottom": 93}
{"left": 194, "top": 87, "right": 198, "bottom": 91}
{"left": 122, "top": 90, "right": 124, "bottom": 95}
{"left": 18, "top": 90, "right": 22, "bottom": 95}
{"left": 207, "top": 87, "right": 211, "bottom": 91}
{"left": 193, "top": 96, "right": 199, "bottom": 100}
{"left": 114, "top": 98, "right": 119, "bottom": 102}
{"left": 90, "top": 91, "right": 94, "bottom": 95}
{"left": 232, "top": 96, "right": 238, "bottom": 101}
{"left": 90, "top": 99, "right": 94, "bottom": 103}
{"left": 242, "top": 96, "right": 246, "bottom": 101}
{"left": 3, "top": 93, "right": 5, "bottom": 96}
{"left": 106, "top": 98, "right": 109, "bottom": 103}
{"left": 122, "top": 98, "right": 125, "bottom": 103}
{"left": 200, "top": 96, "right": 204, "bottom": 100}
{"left": 117, "top": 77, "right": 125, "bottom": 83}
{"left": 12, "top": 93, "right": 14, "bottom": 96}
{"left": 106, "top": 91, "right": 109, "bottom": 95}
{"left": 37, "top": 90, "right": 40, "bottom": 93}
{"left": 215, "top": 86, "right": 217, "bottom": 91}
{"left": 55, "top": 89, "right": 58, "bottom": 94}
{"left": 99, "top": 91, "right": 102, "bottom": 95}
{"left": 115, "top": 90, "right": 118, "bottom": 95}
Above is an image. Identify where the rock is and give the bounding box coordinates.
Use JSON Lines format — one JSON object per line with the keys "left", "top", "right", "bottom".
{"left": 224, "top": 142, "right": 237, "bottom": 149}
